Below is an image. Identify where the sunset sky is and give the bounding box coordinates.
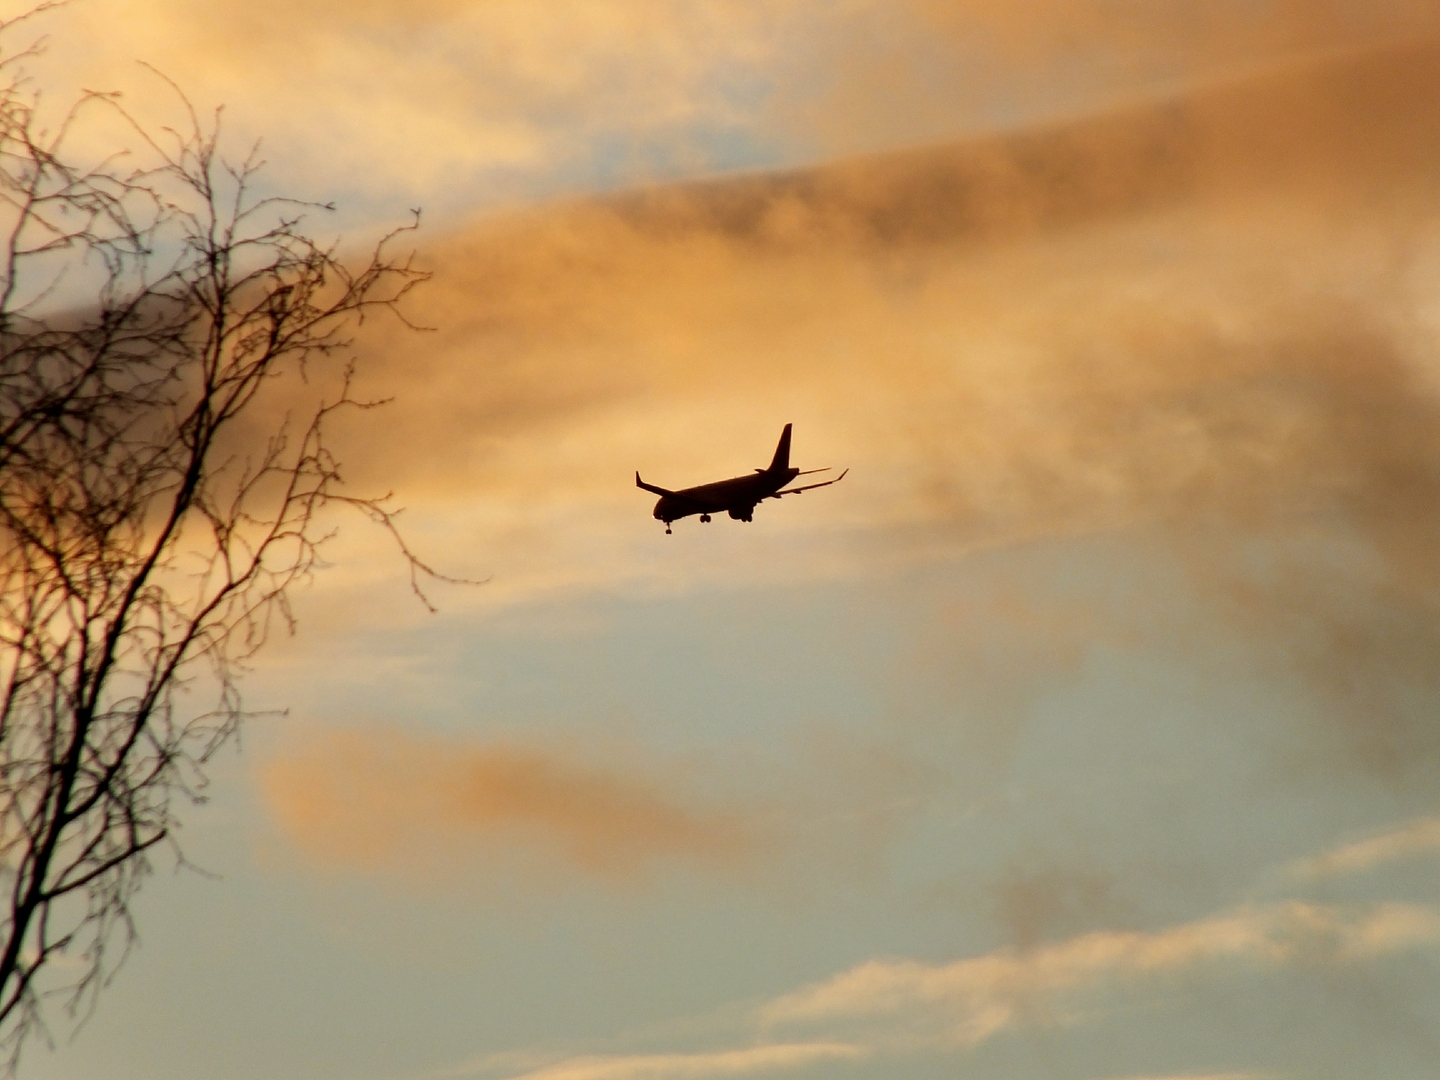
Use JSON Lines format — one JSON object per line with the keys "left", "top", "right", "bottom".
{"left": 13, "top": 3, "right": 1440, "bottom": 1079}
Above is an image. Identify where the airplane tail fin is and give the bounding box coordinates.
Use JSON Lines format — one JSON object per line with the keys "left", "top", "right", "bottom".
{"left": 767, "top": 423, "right": 793, "bottom": 473}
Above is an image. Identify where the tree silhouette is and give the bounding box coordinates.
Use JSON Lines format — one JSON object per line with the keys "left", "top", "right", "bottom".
{"left": 0, "top": 10, "right": 440, "bottom": 1068}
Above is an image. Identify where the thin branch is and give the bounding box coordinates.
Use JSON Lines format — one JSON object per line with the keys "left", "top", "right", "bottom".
{"left": 0, "top": 22, "right": 461, "bottom": 1069}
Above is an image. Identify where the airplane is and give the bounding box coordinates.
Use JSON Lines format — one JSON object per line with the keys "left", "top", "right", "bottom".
{"left": 636, "top": 423, "right": 847, "bottom": 534}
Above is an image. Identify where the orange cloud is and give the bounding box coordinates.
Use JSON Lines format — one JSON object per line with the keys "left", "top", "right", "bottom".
{"left": 329, "top": 43, "right": 1439, "bottom": 531}
{"left": 344, "top": 34, "right": 1440, "bottom": 472}
{"left": 899, "top": 0, "right": 1440, "bottom": 57}
{"left": 773, "top": 0, "right": 1440, "bottom": 155}
{"left": 259, "top": 727, "right": 759, "bottom": 883}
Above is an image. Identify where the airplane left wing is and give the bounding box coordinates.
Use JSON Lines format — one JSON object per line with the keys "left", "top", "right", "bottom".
{"left": 768, "top": 468, "right": 848, "bottom": 498}
{"left": 636, "top": 473, "right": 713, "bottom": 508}
{"left": 635, "top": 472, "right": 681, "bottom": 498}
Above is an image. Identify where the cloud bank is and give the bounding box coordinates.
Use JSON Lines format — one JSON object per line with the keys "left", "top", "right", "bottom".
{"left": 22, "top": 1, "right": 1440, "bottom": 217}
{"left": 266, "top": 38, "right": 1440, "bottom": 781}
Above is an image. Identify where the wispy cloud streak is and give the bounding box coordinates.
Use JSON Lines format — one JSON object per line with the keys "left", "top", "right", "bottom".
{"left": 1283, "top": 816, "right": 1440, "bottom": 881}
{"left": 456, "top": 897, "right": 1437, "bottom": 1080}
{"left": 761, "top": 901, "right": 1440, "bottom": 1042}
{"left": 497, "top": 1043, "right": 865, "bottom": 1080}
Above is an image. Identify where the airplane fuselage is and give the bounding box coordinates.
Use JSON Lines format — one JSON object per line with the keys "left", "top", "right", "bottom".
{"left": 651, "top": 466, "right": 800, "bottom": 525}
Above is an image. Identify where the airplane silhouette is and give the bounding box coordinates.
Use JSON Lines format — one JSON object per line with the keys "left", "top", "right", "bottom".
{"left": 636, "top": 423, "right": 847, "bottom": 534}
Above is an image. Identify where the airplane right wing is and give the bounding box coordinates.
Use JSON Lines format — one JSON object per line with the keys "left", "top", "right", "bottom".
{"left": 769, "top": 468, "right": 848, "bottom": 498}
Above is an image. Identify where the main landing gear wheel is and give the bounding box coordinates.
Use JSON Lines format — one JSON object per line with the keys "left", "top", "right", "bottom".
{"left": 700, "top": 514, "right": 711, "bottom": 523}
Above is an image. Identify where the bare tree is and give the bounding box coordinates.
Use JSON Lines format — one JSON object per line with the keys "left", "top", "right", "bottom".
{"left": 0, "top": 10, "right": 440, "bottom": 1068}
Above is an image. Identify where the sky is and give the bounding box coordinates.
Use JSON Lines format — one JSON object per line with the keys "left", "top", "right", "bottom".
{"left": 9, "top": 2, "right": 1440, "bottom": 1079}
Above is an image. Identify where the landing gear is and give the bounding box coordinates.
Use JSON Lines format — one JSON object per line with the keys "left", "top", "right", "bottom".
{"left": 700, "top": 514, "right": 711, "bottom": 523}
{"left": 664, "top": 523, "right": 672, "bottom": 534}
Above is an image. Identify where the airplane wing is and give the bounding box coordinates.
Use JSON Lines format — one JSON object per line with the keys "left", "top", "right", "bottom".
{"left": 635, "top": 471, "right": 679, "bottom": 498}
{"left": 768, "top": 468, "right": 848, "bottom": 498}
{"left": 636, "top": 472, "right": 711, "bottom": 508}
